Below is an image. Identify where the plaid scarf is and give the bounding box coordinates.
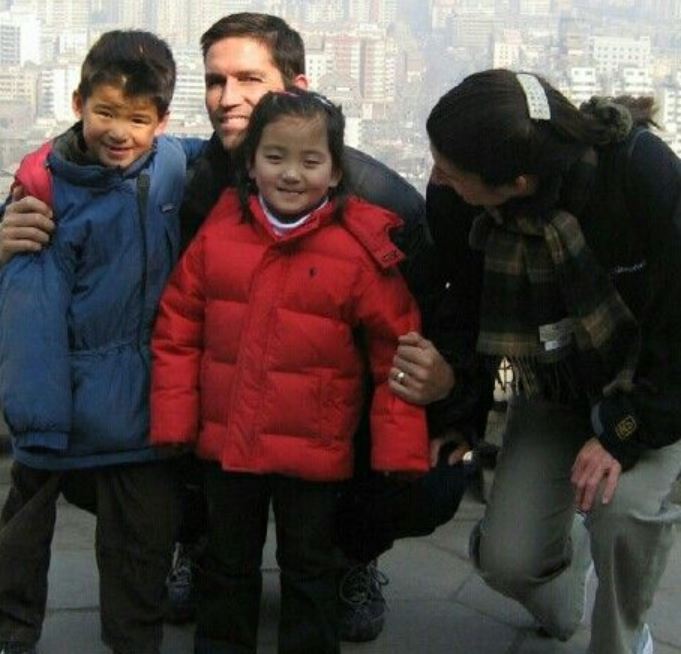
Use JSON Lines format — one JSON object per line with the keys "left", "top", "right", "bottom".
{"left": 470, "top": 207, "right": 640, "bottom": 400}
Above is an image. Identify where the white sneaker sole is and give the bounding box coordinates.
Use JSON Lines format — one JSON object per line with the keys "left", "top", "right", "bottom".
{"left": 636, "top": 623, "right": 653, "bottom": 654}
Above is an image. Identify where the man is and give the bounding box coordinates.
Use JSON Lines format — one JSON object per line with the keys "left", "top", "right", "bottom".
{"left": 0, "top": 12, "right": 476, "bottom": 643}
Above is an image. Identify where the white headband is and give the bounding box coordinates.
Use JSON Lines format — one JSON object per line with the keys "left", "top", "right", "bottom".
{"left": 516, "top": 73, "right": 551, "bottom": 120}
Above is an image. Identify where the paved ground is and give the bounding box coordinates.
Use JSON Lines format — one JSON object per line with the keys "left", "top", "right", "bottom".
{"left": 0, "top": 411, "right": 680, "bottom": 654}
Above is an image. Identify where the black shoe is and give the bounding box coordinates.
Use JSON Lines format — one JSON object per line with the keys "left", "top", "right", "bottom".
{"left": 165, "top": 542, "right": 198, "bottom": 624}
{"left": 0, "top": 642, "right": 37, "bottom": 654}
{"left": 337, "top": 561, "right": 388, "bottom": 642}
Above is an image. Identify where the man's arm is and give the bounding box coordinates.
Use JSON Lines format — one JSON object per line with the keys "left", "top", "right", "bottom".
{"left": 0, "top": 192, "right": 55, "bottom": 265}
{"left": 0, "top": 135, "right": 208, "bottom": 266}
{"left": 342, "top": 147, "right": 455, "bottom": 408}
{"left": 420, "top": 182, "right": 496, "bottom": 447}
{"left": 342, "top": 146, "right": 435, "bottom": 299}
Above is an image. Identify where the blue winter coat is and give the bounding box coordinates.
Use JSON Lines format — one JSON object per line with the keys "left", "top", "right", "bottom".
{"left": 0, "top": 128, "right": 203, "bottom": 469}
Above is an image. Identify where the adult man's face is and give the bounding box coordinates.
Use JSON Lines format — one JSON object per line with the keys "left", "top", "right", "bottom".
{"left": 204, "top": 36, "right": 308, "bottom": 151}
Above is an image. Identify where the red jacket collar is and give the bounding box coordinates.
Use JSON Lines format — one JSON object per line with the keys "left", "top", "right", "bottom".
{"left": 246, "top": 193, "right": 405, "bottom": 270}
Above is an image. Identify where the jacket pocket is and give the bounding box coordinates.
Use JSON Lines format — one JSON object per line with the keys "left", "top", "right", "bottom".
{"left": 70, "top": 346, "right": 150, "bottom": 456}
{"left": 319, "top": 371, "right": 363, "bottom": 446}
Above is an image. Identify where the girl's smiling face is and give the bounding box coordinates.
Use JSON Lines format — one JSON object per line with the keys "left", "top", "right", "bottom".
{"left": 249, "top": 113, "right": 342, "bottom": 218}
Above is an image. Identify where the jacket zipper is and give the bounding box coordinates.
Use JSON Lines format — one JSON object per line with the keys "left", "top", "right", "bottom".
{"left": 136, "top": 173, "right": 151, "bottom": 349}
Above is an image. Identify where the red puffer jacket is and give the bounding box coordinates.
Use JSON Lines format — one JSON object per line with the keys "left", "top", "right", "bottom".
{"left": 150, "top": 190, "right": 429, "bottom": 481}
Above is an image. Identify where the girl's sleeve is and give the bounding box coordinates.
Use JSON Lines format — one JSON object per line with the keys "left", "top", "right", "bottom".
{"left": 150, "top": 232, "right": 206, "bottom": 445}
{"left": 354, "top": 264, "right": 429, "bottom": 475}
{"left": 0, "top": 239, "right": 75, "bottom": 452}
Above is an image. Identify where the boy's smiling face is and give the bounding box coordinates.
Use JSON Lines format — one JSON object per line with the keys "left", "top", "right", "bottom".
{"left": 73, "top": 83, "right": 169, "bottom": 169}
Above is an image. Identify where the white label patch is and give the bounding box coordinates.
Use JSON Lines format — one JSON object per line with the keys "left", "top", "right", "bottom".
{"left": 539, "top": 317, "right": 574, "bottom": 352}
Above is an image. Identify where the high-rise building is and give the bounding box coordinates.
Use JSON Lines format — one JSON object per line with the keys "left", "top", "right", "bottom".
{"left": 0, "top": 10, "right": 41, "bottom": 65}
{"left": 304, "top": 34, "right": 328, "bottom": 87}
{"left": 430, "top": 0, "right": 457, "bottom": 29}
{"left": 117, "top": 0, "right": 152, "bottom": 29}
{"left": 493, "top": 30, "right": 523, "bottom": 68}
{"left": 518, "top": 0, "right": 550, "bottom": 15}
{"left": 38, "top": 62, "right": 80, "bottom": 122}
{"left": 643, "top": 0, "right": 681, "bottom": 19}
{"left": 0, "top": 65, "right": 38, "bottom": 110}
{"left": 152, "top": 0, "right": 189, "bottom": 47}
{"left": 456, "top": 0, "right": 495, "bottom": 14}
{"left": 324, "top": 34, "right": 362, "bottom": 83}
{"left": 361, "top": 32, "right": 396, "bottom": 103}
{"left": 170, "top": 47, "right": 208, "bottom": 122}
{"left": 612, "top": 67, "right": 654, "bottom": 96}
{"left": 450, "top": 13, "right": 496, "bottom": 50}
{"left": 51, "top": 0, "right": 89, "bottom": 32}
{"left": 348, "top": 0, "right": 398, "bottom": 26}
{"left": 590, "top": 35, "right": 651, "bottom": 74}
{"left": 660, "top": 73, "right": 681, "bottom": 134}
{"left": 565, "top": 66, "right": 602, "bottom": 106}
{"left": 302, "top": 0, "right": 345, "bottom": 24}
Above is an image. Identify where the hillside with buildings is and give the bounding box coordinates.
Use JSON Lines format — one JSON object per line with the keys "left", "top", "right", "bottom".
{"left": 1, "top": 0, "right": 681, "bottom": 197}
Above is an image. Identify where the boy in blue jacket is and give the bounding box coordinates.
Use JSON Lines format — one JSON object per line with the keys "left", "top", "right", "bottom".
{"left": 0, "top": 30, "right": 202, "bottom": 654}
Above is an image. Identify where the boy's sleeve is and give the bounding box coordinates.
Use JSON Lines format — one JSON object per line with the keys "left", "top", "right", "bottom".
{"left": 0, "top": 241, "right": 75, "bottom": 451}
{"left": 354, "top": 264, "right": 429, "bottom": 475}
{"left": 150, "top": 232, "right": 206, "bottom": 445}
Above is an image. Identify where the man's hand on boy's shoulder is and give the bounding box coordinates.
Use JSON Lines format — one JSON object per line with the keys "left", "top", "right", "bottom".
{"left": 0, "top": 189, "right": 55, "bottom": 265}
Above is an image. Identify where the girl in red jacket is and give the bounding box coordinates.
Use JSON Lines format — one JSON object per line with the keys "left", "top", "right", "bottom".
{"left": 150, "top": 89, "right": 429, "bottom": 654}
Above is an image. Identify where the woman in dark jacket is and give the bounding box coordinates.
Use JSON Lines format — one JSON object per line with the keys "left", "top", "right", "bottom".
{"left": 425, "top": 69, "right": 681, "bottom": 654}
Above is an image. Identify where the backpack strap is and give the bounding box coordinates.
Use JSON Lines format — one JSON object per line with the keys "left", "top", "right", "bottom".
{"left": 12, "top": 141, "right": 54, "bottom": 206}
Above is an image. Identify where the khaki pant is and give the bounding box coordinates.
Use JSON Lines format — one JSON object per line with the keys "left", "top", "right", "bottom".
{"left": 472, "top": 396, "right": 681, "bottom": 654}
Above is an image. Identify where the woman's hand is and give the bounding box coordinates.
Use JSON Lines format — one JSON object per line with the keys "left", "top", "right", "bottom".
{"left": 388, "top": 331, "right": 455, "bottom": 405}
{"left": 571, "top": 437, "right": 622, "bottom": 512}
{"left": 429, "top": 428, "right": 471, "bottom": 467}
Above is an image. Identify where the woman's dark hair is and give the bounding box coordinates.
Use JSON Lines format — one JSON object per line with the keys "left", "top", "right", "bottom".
{"left": 78, "top": 30, "right": 176, "bottom": 116}
{"left": 235, "top": 88, "right": 347, "bottom": 221}
{"left": 426, "top": 68, "right": 657, "bottom": 186}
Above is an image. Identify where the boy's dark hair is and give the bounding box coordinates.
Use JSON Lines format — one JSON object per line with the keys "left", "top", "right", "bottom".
{"left": 235, "top": 88, "right": 347, "bottom": 221}
{"left": 427, "top": 68, "right": 656, "bottom": 187}
{"left": 200, "top": 13, "right": 305, "bottom": 85}
{"left": 78, "top": 30, "right": 176, "bottom": 116}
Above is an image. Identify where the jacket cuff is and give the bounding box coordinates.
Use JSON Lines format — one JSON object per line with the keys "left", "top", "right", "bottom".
{"left": 13, "top": 430, "right": 69, "bottom": 453}
{"left": 591, "top": 395, "right": 647, "bottom": 470}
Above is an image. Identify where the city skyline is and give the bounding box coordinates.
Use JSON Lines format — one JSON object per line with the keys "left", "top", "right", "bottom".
{"left": 1, "top": 0, "right": 681, "bottom": 195}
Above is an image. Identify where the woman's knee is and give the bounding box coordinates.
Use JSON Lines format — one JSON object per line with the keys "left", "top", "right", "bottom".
{"left": 475, "top": 522, "right": 545, "bottom": 587}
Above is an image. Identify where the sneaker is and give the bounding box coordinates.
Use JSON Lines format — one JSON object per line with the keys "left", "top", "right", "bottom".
{"left": 634, "top": 623, "right": 653, "bottom": 654}
{"left": 0, "top": 642, "right": 37, "bottom": 654}
{"left": 165, "top": 542, "right": 198, "bottom": 624}
{"left": 338, "top": 561, "right": 388, "bottom": 642}
{"left": 580, "top": 561, "right": 595, "bottom": 624}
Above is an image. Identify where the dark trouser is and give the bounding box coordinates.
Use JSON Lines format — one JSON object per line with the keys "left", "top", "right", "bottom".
{"left": 0, "top": 460, "right": 180, "bottom": 654}
{"left": 195, "top": 466, "right": 340, "bottom": 654}
{"left": 174, "top": 454, "right": 208, "bottom": 546}
{"left": 334, "top": 459, "right": 471, "bottom": 564}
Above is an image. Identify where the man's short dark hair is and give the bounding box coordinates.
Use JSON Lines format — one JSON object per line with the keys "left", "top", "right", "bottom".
{"left": 78, "top": 30, "right": 176, "bottom": 116}
{"left": 200, "top": 13, "right": 305, "bottom": 85}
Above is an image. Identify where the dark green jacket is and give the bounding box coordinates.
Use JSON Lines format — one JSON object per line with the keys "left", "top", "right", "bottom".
{"left": 426, "top": 127, "right": 681, "bottom": 468}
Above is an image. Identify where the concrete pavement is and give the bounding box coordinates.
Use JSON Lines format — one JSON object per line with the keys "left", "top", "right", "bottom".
{"left": 0, "top": 417, "right": 680, "bottom": 653}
